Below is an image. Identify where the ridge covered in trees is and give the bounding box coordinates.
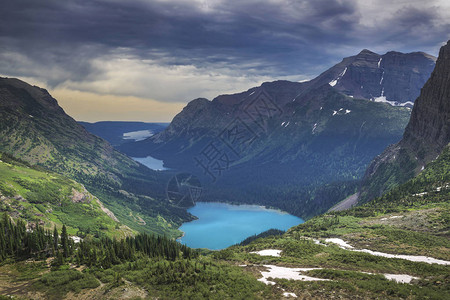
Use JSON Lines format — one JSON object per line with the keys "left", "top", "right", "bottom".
{"left": 0, "top": 213, "right": 196, "bottom": 266}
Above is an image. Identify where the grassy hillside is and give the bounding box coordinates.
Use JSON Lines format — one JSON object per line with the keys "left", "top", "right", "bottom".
{"left": 0, "top": 77, "right": 192, "bottom": 237}
{"left": 0, "top": 152, "right": 133, "bottom": 239}
{"left": 218, "top": 145, "right": 449, "bottom": 299}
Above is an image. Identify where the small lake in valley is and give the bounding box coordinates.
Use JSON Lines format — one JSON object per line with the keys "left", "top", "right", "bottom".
{"left": 122, "top": 130, "right": 154, "bottom": 141}
{"left": 132, "top": 156, "right": 169, "bottom": 171}
{"left": 179, "top": 202, "right": 303, "bottom": 250}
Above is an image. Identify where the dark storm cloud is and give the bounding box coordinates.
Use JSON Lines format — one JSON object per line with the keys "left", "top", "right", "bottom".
{"left": 0, "top": 0, "right": 449, "bottom": 95}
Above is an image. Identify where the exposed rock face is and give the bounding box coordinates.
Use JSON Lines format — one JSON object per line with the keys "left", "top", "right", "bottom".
{"left": 71, "top": 187, "right": 89, "bottom": 203}
{"left": 310, "top": 50, "right": 436, "bottom": 105}
{"left": 403, "top": 43, "right": 450, "bottom": 151}
{"left": 360, "top": 41, "right": 450, "bottom": 202}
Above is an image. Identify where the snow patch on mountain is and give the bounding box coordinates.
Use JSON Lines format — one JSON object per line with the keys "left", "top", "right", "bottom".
{"left": 329, "top": 67, "right": 347, "bottom": 87}
{"left": 312, "top": 123, "right": 318, "bottom": 134}
{"left": 373, "top": 96, "right": 414, "bottom": 107}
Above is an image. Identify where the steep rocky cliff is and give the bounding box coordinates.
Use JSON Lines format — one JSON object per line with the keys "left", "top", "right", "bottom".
{"left": 360, "top": 41, "right": 450, "bottom": 202}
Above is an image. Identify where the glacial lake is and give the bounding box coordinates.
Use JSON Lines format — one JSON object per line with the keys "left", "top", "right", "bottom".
{"left": 179, "top": 202, "right": 303, "bottom": 250}
{"left": 132, "top": 156, "right": 169, "bottom": 171}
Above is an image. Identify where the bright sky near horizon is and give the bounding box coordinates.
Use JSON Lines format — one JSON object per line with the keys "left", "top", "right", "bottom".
{"left": 1, "top": 0, "right": 449, "bottom": 122}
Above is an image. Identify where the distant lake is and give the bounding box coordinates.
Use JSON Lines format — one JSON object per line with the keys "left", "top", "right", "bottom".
{"left": 132, "top": 156, "right": 168, "bottom": 171}
{"left": 179, "top": 202, "right": 303, "bottom": 250}
{"left": 123, "top": 130, "right": 153, "bottom": 141}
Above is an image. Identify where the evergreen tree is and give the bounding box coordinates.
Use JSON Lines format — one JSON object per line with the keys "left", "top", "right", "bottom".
{"left": 61, "top": 225, "right": 69, "bottom": 258}
{"left": 53, "top": 226, "right": 58, "bottom": 254}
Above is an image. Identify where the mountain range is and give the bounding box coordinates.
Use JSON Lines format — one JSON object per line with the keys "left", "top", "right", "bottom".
{"left": 0, "top": 41, "right": 448, "bottom": 299}
{"left": 119, "top": 49, "right": 436, "bottom": 218}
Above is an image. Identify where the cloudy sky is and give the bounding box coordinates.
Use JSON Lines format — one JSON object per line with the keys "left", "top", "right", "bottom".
{"left": 1, "top": 0, "right": 449, "bottom": 122}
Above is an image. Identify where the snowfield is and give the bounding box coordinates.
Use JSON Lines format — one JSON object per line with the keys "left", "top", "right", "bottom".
{"left": 257, "top": 265, "right": 327, "bottom": 285}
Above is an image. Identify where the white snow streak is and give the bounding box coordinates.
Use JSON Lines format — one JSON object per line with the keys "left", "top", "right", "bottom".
{"left": 325, "top": 238, "right": 353, "bottom": 249}
{"left": 325, "top": 239, "right": 450, "bottom": 265}
{"left": 381, "top": 215, "right": 403, "bottom": 221}
{"left": 329, "top": 67, "right": 347, "bottom": 87}
{"left": 384, "top": 274, "right": 418, "bottom": 284}
{"left": 258, "top": 265, "right": 328, "bottom": 285}
{"left": 251, "top": 249, "right": 282, "bottom": 257}
{"left": 373, "top": 92, "right": 414, "bottom": 107}
{"left": 412, "top": 184, "right": 449, "bottom": 197}
{"left": 329, "top": 79, "right": 338, "bottom": 87}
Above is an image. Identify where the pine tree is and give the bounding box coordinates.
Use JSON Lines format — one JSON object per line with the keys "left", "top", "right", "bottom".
{"left": 61, "top": 225, "right": 69, "bottom": 258}
{"left": 53, "top": 226, "right": 58, "bottom": 254}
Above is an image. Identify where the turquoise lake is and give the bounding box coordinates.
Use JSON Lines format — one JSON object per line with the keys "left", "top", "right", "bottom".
{"left": 179, "top": 202, "right": 303, "bottom": 250}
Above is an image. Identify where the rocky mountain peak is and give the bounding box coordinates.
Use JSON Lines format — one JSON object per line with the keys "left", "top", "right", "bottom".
{"left": 310, "top": 49, "right": 436, "bottom": 105}
{"left": 0, "top": 77, "right": 63, "bottom": 113}
{"left": 359, "top": 49, "right": 377, "bottom": 54}
{"left": 354, "top": 49, "right": 380, "bottom": 63}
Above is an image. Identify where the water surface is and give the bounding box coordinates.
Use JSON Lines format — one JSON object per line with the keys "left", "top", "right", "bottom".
{"left": 123, "top": 130, "right": 153, "bottom": 141}
{"left": 179, "top": 202, "right": 303, "bottom": 250}
{"left": 132, "top": 156, "right": 168, "bottom": 170}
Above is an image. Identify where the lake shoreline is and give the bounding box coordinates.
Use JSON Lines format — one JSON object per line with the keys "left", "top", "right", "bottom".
{"left": 177, "top": 202, "right": 304, "bottom": 250}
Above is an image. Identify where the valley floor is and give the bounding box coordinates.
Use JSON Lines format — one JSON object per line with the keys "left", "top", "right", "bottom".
{"left": 1, "top": 148, "right": 449, "bottom": 299}
{"left": 1, "top": 199, "right": 448, "bottom": 299}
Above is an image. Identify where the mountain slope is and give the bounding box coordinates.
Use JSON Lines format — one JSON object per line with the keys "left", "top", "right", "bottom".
{"left": 0, "top": 77, "right": 192, "bottom": 237}
{"left": 0, "top": 152, "right": 133, "bottom": 238}
{"left": 120, "top": 49, "right": 434, "bottom": 219}
{"left": 223, "top": 145, "right": 449, "bottom": 299}
{"left": 360, "top": 41, "right": 450, "bottom": 202}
